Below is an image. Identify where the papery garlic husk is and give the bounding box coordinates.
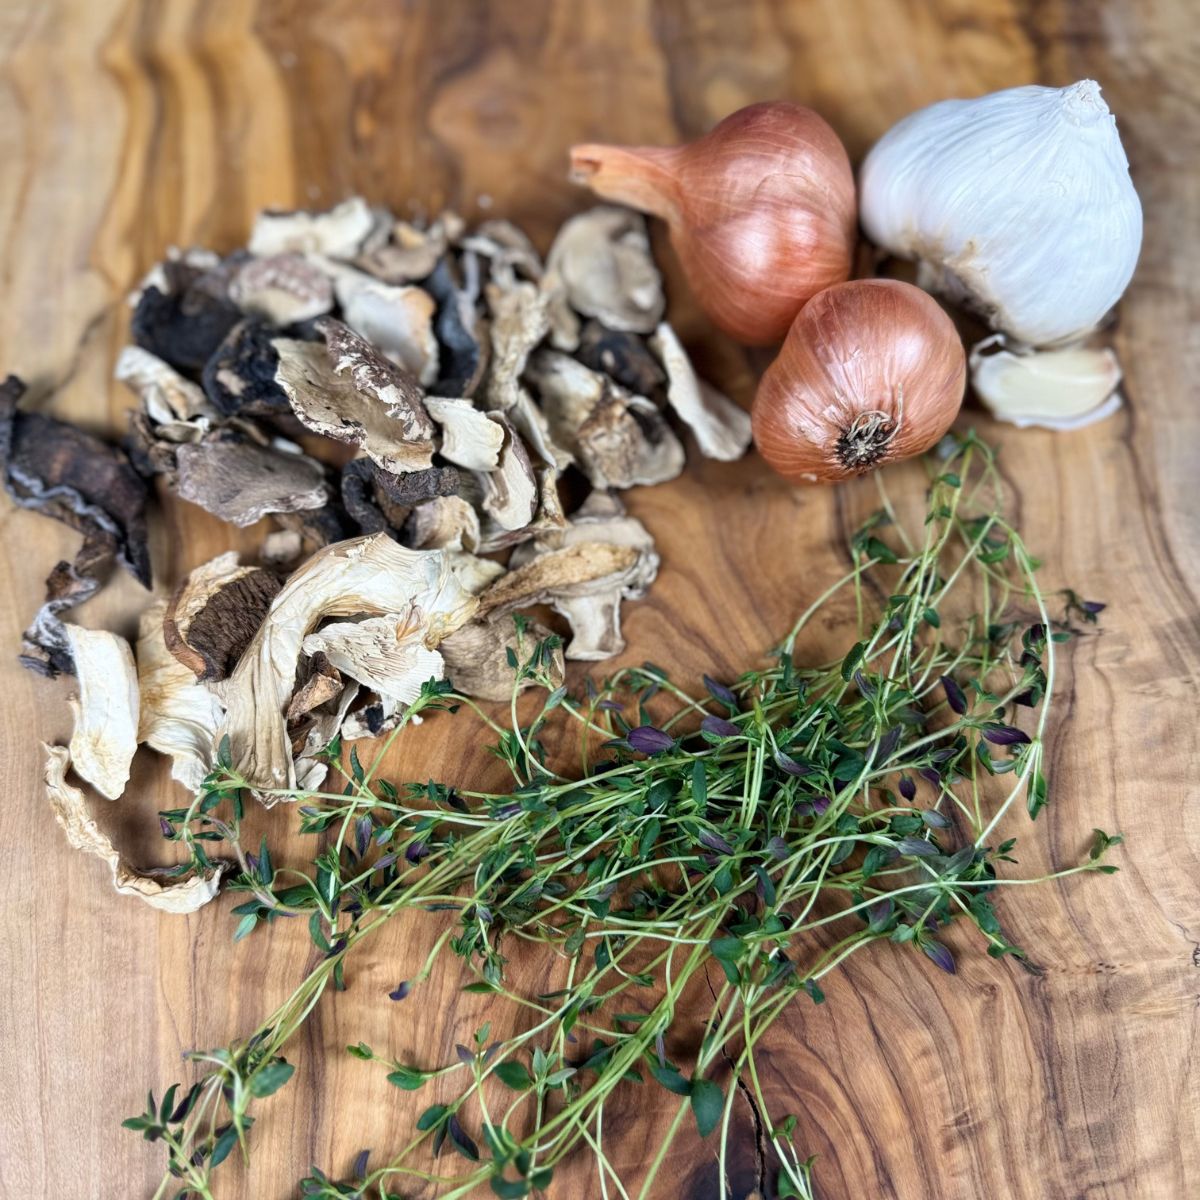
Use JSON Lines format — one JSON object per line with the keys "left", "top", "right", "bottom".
{"left": 570, "top": 102, "right": 856, "bottom": 345}
{"left": 970, "top": 336, "right": 1123, "bottom": 430}
{"left": 752, "top": 280, "right": 965, "bottom": 484}
{"left": 860, "top": 80, "right": 1142, "bottom": 347}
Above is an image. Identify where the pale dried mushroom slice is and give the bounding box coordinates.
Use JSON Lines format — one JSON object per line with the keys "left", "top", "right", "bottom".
{"left": 136, "top": 600, "right": 224, "bottom": 792}
{"left": 293, "top": 680, "right": 360, "bottom": 792}
{"left": 424, "top": 396, "right": 504, "bottom": 471}
{"left": 649, "top": 323, "right": 752, "bottom": 461}
{"left": 262, "top": 529, "right": 304, "bottom": 568}
{"left": 115, "top": 346, "right": 214, "bottom": 425}
{"left": 508, "top": 388, "right": 573, "bottom": 472}
{"left": 484, "top": 277, "right": 550, "bottom": 412}
{"left": 479, "top": 413, "right": 538, "bottom": 531}
{"left": 524, "top": 350, "right": 684, "bottom": 489}
{"left": 302, "top": 612, "right": 446, "bottom": 708}
{"left": 229, "top": 253, "right": 335, "bottom": 326}
{"left": 543, "top": 206, "right": 665, "bottom": 334}
{"left": 174, "top": 437, "right": 329, "bottom": 527}
{"left": 462, "top": 220, "right": 543, "bottom": 281}
{"left": 477, "top": 464, "right": 567, "bottom": 554}
{"left": 440, "top": 613, "right": 564, "bottom": 701}
{"left": 357, "top": 214, "right": 455, "bottom": 283}
{"left": 273, "top": 323, "right": 435, "bottom": 474}
{"left": 287, "top": 652, "right": 344, "bottom": 722}
{"left": 248, "top": 196, "right": 375, "bottom": 258}
{"left": 338, "top": 278, "right": 440, "bottom": 386}
{"left": 405, "top": 495, "right": 481, "bottom": 552}
{"left": 969, "top": 337, "right": 1124, "bottom": 431}
{"left": 44, "top": 743, "right": 224, "bottom": 913}
{"left": 62, "top": 624, "right": 140, "bottom": 801}
{"left": 446, "top": 551, "right": 505, "bottom": 595}
{"left": 213, "top": 534, "right": 479, "bottom": 794}
{"left": 164, "top": 552, "right": 282, "bottom": 681}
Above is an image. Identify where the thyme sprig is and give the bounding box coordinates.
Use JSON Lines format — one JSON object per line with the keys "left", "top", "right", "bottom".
{"left": 133, "top": 433, "right": 1119, "bottom": 1200}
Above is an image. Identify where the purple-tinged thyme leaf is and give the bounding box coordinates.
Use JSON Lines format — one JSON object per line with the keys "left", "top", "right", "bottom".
{"left": 627, "top": 726, "right": 674, "bottom": 755}
{"left": 941, "top": 675, "right": 968, "bottom": 715}
{"left": 388, "top": 981, "right": 410, "bottom": 1001}
{"left": 982, "top": 724, "right": 1031, "bottom": 746}
{"left": 774, "top": 750, "right": 812, "bottom": 777}
{"left": 898, "top": 776, "right": 917, "bottom": 802}
{"left": 701, "top": 715, "right": 739, "bottom": 738}
{"left": 922, "top": 940, "right": 956, "bottom": 974}
{"left": 702, "top": 674, "right": 738, "bottom": 709}
{"left": 896, "top": 837, "right": 939, "bottom": 858}
{"left": 698, "top": 829, "right": 733, "bottom": 856}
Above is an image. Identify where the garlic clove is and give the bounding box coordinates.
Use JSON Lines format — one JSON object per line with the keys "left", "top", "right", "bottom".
{"left": 970, "top": 338, "right": 1123, "bottom": 430}
{"left": 861, "top": 81, "right": 1142, "bottom": 348}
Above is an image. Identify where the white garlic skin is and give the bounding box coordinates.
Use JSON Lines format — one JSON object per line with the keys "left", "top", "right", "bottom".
{"left": 860, "top": 80, "right": 1142, "bottom": 347}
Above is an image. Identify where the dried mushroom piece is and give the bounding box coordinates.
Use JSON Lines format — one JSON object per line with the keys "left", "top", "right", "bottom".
{"left": 650, "top": 323, "right": 752, "bottom": 461}
{"left": 337, "top": 277, "right": 440, "bottom": 385}
{"left": 137, "top": 600, "right": 224, "bottom": 791}
{"left": 261, "top": 528, "right": 304, "bottom": 568}
{"left": 286, "top": 652, "right": 344, "bottom": 721}
{"left": 575, "top": 320, "right": 666, "bottom": 397}
{"left": 131, "top": 282, "right": 243, "bottom": 376}
{"left": 175, "top": 437, "right": 328, "bottom": 527}
{"left": 405, "top": 495, "right": 480, "bottom": 551}
{"left": 479, "top": 413, "right": 537, "bottom": 531}
{"left": 20, "top": 532, "right": 114, "bottom": 677}
{"left": 248, "top": 196, "right": 375, "bottom": 258}
{"left": 357, "top": 213, "right": 459, "bottom": 283}
{"left": 424, "top": 396, "right": 504, "bottom": 471}
{"left": 524, "top": 350, "right": 684, "bottom": 489}
{"left": 213, "top": 534, "right": 478, "bottom": 794}
{"left": 62, "top": 624, "right": 139, "bottom": 801}
{"left": 477, "top": 464, "right": 567, "bottom": 554}
{"left": 544, "top": 206, "right": 665, "bottom": 335}
{"left": 509, "top": 389, "right": 573, "bottom": 472}
{"left": 275, "top": 318, "right": 436, "bottom": 473}
{"left": 43, "top": 744, "right": 224, "bottom": 913}
{"left": 425, "top": 256, "right": 487, "bottom": 398}
{"left": 501, "top": 491, "right": 660, "bottom": 660}
{"left": 484, "top": 277, "right": 550, "bottom": 412}
{"left": 440, "top": 613, "right": 564, "bottom": 701}
{"left": 202, "top": 320, "right": 292, "bottom": 419}
{"left": 164, "top": 552, "right": 282, "bottom": 681}
{"left": 293, "top": 680, "right": 360, "bottom": 791}
{"left": 0, "top": 375, "right": 151, "bottom": 587}
{"left": 302, "top": 613, "right": 445, "bottom": 709}
{"left": 230, "top": 253, "right": 335, "bottom": 326}
{"left": 446, "top": 551, "right": 505, "bottom": 595}
{"left": 462, "top": 220, "right": 543, "bottom": 280}
{"left": 115, "top": 346, "right": 214, "bottom": 426}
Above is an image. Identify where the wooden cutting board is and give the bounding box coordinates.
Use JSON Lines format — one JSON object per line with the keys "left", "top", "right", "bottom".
{"left": 1, "top": 2, "right": 1196, "bottom": 1197}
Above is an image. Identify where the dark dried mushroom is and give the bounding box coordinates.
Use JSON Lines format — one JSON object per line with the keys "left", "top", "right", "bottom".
{"left": 201, "top": 319, "right": 293, "bottom": 419}
{"left": 1, "top": 374, "right": 151, "bottom": 587}
{"left": 164, "top": 552, "right": 283, "bottom": 681}
{"left": 131, "top": 283, "right": 242, "bottom": 376}
{"left": 575, "top": 320, "right": 667, "bottom": 397}
{"left": 174, "top": 436, "right": 329, "bottom": 527}
{"left": 230, "top": 253, "right": 335, "bottom": 326}
{"left": 424, "top": 256, "right": 486, "bottom": 398}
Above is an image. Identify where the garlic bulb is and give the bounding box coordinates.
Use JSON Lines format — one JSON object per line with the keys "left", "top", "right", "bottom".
{"left": 752, "top": 280, "right": 965, "bottom": 484}
{"left": 860, "top": 80, "right": 1142, "bottom": 347}
{"left": 970, "top": 336, "right": 1122, "bottom": 430}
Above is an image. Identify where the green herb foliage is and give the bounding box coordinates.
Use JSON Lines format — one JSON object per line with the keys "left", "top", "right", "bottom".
{"left": 135, "top": 434, "right": 1119, "bottom": 1200}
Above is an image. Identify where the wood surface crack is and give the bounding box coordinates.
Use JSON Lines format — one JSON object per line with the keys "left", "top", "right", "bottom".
{"left": 704, "top": 965, "right": 766, "bottom": 1199}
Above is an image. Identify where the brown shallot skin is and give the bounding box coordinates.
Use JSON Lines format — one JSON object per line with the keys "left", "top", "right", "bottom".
{"left": 570, "top": 102, "right": 856, "bottom": 345}
{"left": 752, "top": 280, "right": 966, "bottom": 484}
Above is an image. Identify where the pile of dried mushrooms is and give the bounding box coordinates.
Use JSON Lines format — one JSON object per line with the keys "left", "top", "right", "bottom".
{"left": 4, "top": 197, "right": 751, "bottom": 912}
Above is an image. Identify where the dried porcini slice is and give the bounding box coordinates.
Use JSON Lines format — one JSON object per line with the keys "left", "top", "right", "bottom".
{"left": 575, "top": 320, "right": 667, "bottom": 397}
{"left": 405, "top": 495, "right": 480, "bottom": 552}
{"left": 649, "top": 323, "right": 752, "bottom": 461}
{"left": 164, "top": 552, "right": 283, "bottom": 681}
{"left": 424, "top": 396, "right": 504, "bottom": 471}
{"left": 480, "top": 413, "right": 537, "bottom": 531}
{"left": 338, "top": 278, "right": 440, "bottom": 385}
{"left": 43, "top": 743, "right": 224, "bottom": 913}
{"left": 131, "top": 283, "right": 243, "bottom": 376}
{"left": 174, "top": 437, "right": 329, "bottom": 527}
{"left": 213, "top": 534, "right": 478, "bottom": 795}
{"left": 485, "top": 277, "right": 550, "bottom": 412}
{"left": 115, "top": 346, "right": 214, "bottom": 426}
{"left": 425, "top": 257, "right": 486, "bottom": 398}
{"left": 202, "top": 319, "right": 292, "bottom": 419}
{"left": 230, "top": 253, "right": 335, "bottom": 326}
{"left": 544, "top": 206, "right": 665, "bottom": 334}
{"left": 1, "top": 374, "right": 152, "bottom": 588}
{"left": 440, "top": 613, "right": 565, "bottom": 701}
{"left": 63, "top": 624, "right": 140, "bottom": 801}
{"left": 286, "top": 652, "right": 344, "bottom": 721}
{"left": 247, "top": 196, "right": 375, "bottom": 258}
{"left": 356, "top": 214, "right": 455, "bottom": 283}
{"left": 524, "top": 350, "right": 684, "bottom": 489}
{"left": 137, "top": 599, "right": 224, "bottom": 791}
{"left": 274, "top": 318, "right": 436, "bottom": 473}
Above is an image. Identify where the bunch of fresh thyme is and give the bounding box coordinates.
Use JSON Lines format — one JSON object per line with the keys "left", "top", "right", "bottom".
{"left": 125, "top": 431, "right": 1120, "bottom": 1200}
